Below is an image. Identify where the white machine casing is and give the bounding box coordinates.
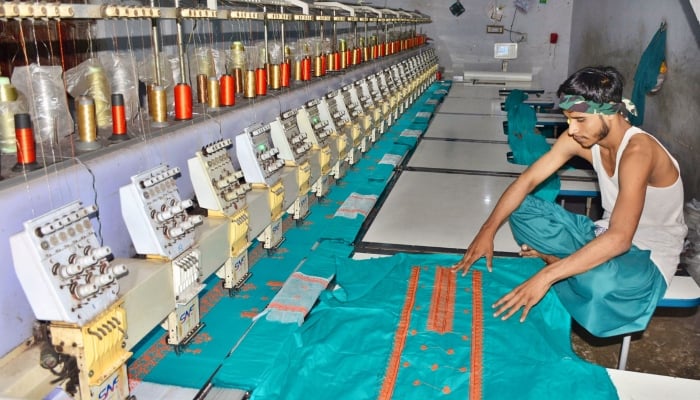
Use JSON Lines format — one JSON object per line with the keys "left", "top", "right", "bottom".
{"left": 298, "top": 99, "right": 341, "bottom": 183}
{"left": 119, "top": 164, "right": 203, "bottom": 260}
{"left": 9, "top": 201, "right": 127, "bottom": 325}
{"left": 341, "top": 83, "right": 364, "bottom": 121}
{"left": 235, "top": 122, "right": 285, "bottom": 186}
{"left": 188, "top": 138, "right": 251, "bottom": 216}
{"left": 298, "top": 99, "right": 333, "bottom": 149}
{"left": 355, "top": 78, "right": 385, "bottom": 138}
{"left": 324, "top": 90, "right": 362, "bottom": 163}
{"left": 355, "top": 78, "right": 376, "bottom": 110}
{"left": 367, "top": 71, "right": 395, "bottom": 125}
{"left": 270, "top": 108, "right": 313, "bottom": 165}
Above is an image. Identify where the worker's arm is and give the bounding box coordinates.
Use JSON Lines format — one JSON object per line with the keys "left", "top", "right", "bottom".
{"left": 493, "top": 139, "right": 653, "bottom": 322}
{"left": 452, "top": 132, "right": 581, "bottom": 274}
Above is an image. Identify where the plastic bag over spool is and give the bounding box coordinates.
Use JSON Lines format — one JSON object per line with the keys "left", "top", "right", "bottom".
{"left": 11, "top": 64, "right": 74, "bottom": 143}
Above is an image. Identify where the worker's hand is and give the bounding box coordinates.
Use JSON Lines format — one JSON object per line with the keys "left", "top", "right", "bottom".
{"left": 492, "top": 271, "right": 551, "bottom": 323}
{"left": 452, "top": 234, "right": 494, "bottom": 276}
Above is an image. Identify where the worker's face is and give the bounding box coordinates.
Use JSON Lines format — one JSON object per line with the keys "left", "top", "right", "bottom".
{"left": 564, "top": 111, "right": 610, "bottom": 148}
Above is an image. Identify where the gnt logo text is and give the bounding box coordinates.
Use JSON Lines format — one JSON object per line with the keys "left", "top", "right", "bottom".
{"left": 180, "top": 303, "right": 196, "bottom": 323}
{"left": 234, "top": 256, "right": 246, "bottom": 271}
{"left": 98, "top": 376, "right": 119, "bottom": 400}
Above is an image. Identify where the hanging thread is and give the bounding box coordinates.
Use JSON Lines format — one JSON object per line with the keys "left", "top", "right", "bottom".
{"left": 255, "top": 67, "right": 267, "bottom": 96}
{"left": 220, "top": 74, "right": 236, "bottom": 106}
{"left": 146, "top": 83, "right": 156, "bottom": 118}
{"left": 150, "top": 86, "right": 168, "bottom": 124}
{"left": 0, "top": 77, "right": 18, "bottom": 102}
{"left": 76, "top": 95, "right": 102, "bottom": 151}
{"left": 293, "top": 58, "right": 303, "bottom": 82}
{"left": 231, "top": 41, "right": 245, "bottom": 95}
{"left": 313, "top": 56, "right": 323, "bottom": 77}
{"left": 110, "top": 93, "right": 128, "bottom": 140}
{"left": 197, "top": 74, "right": 208, "bottom": 104}
{"left": 280, "top": 61, "right": 291, "bottom": 88}
{"left": 0, "top": 77, "right": 22, "bottom": 154}
{"left": 270, "top": 64, "right": 281, "bottom": 90}
{"left": 13, "top": 113, "right": 40, "bottom": 171}
{"left": 243, "top": 70, "right": 256, "bottom": 99}
{"left": 86, "top": 65, "right": 112, "bottom": 128}
{"left": 234, "top": 68, "right": 244, "bottom": 95}
{"left": 207, "top": 77, "right": 220, "bottom": 108}
{"left": 301, "top": 57, "right": 312, "bottom": 81}
{"left": 174, "top": 83, "right": 193, "bottom": 120}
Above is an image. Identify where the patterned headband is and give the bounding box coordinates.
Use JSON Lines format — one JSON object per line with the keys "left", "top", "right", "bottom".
{"left": 558, "top": 94, "right": 638, "bottom": 118}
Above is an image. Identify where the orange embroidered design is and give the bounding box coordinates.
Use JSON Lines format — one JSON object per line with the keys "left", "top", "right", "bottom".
{"left": 426, "top": 267, "right": 456, "bottom": 333}
{"left": 378, "top": 266, "right": 421, "bottom": 400}
{"left": 469, "top": 270, "right": 484, "bottom": 400}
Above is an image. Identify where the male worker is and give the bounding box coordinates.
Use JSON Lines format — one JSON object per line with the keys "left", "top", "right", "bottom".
{"left": 452, "top": 66, "right": 687, "bottom": 337}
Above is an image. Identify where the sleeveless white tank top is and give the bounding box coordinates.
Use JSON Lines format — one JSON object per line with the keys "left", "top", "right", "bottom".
{"left": 591, "top": 127, "right": 687, "bottom": 284}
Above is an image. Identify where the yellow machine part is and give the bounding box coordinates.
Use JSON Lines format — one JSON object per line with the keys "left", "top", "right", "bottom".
{"left": 372, "top": 107, "right": 382, "bottom": 123}
{"left": 360, "top": 114, "right": 372, "bottom": 132}
{"left": 318, "top": 145, "right": 332, "bottom": 175}
{"left": 268, "top": 180, "right": 285, "bottom": 220}
{"left": 345, "top": 123, "right": 362, "bottom": 147}
{"left": 50, "top": 302, "right": 131, "bottom": 388}
{"left": 208, "top": 208, "right": 250, "bottom": 257}
{"left": 229, "top": 210, "right": 250, "bottom": 256}
{"left": 334, "top": 132, "right": 348, "bottom": 160}
{"left": 296, "top": 160, "right": 312, "bottom": 195}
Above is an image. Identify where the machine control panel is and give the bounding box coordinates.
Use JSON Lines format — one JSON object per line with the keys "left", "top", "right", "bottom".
{"left": 382, "top": 69, "right": 399, "bottom": 93}
{"left": 355, "top": 79, "right": 376, "bottom": 110}
{"left": 341, "top": 84, "right": 363, "bottom": 118}
{"left": 236, "top": 122, "right": 285, "bottom": 186}
{"left": 188, "top": 138, "right": 250, "bottom": 216}
{"left": 120, "top": 165, "right": 204, "bottom": 260}
{"left": 324, "top": 90, "right": 352, "bottom": 127}
{"left": 298, "top": 99, "right": 332, "bottom": 147}
{"left": 9, "top": 201, "right": 128, "bottom": 324}
{"left": 270, "top": 108, "right": 313, "bottom": 164}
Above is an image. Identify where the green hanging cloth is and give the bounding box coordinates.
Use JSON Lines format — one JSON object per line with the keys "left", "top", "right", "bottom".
{"left": 504, "top": 90, "right": 560, "bottom": 202}
{"left": 630, "top": 23, "right": 667, "bottom": 126}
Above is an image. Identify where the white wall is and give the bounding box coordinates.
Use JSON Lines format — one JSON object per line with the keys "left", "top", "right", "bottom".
{"left": 569, "top": 0, "right": 700, "bottom": 200}
{"left": 397, "top": 0, "right": 573, "bottom": 91}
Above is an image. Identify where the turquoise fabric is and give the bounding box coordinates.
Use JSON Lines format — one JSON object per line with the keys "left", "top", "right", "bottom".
{"left": 130, "top": 80, "right": 452, "bottom": 388}
{"left": 509, "top": 195, "right": 667, "bottom": 337}
{"left": 630, "top": 25, "right": 666, "bottom": 126}
{"left": 215, "top": 253, "right": 618, "bottom": 400}
{"left": 504, "top": 90, "right": 560, "bottom": 202}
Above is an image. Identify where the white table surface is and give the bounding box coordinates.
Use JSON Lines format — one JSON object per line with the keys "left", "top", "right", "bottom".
{"left": 407, "top": 140, "right": 597, "bottom": 181}
{"left": 437, "top": 97, "right": 506, "bottom": 115}
{"left": 361, "top": 171, "right": 521, "bottom": 253}
{"left": 608, "top": 369, "right": 700, "bottom": 400}
{"left": 424, "top": 114, "right": 508, "bottom": 142}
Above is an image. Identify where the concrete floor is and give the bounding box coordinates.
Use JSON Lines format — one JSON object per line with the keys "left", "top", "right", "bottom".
{"left": 572, "top": 295, "right": 700, "bottom": 379}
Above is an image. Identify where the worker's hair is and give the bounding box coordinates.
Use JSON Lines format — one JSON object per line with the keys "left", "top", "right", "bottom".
{"left": 557, "top": 66, "right": 624, "bottom": 104}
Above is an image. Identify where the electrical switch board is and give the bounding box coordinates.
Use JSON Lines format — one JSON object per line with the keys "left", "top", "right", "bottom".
{"left": 235, "top": 122, "right": 285, "bottom": 186}
{"left": 270, "top": 108, "right": 313, "bottom": 165}
{"left": 9, "top": 201, "right": 128, "bottom": 325}
{"left": 188, "top": 138, "right": 251, "bottom": 217}
{"left": 120, "top": 165, "right": 204, "bottom": 260}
